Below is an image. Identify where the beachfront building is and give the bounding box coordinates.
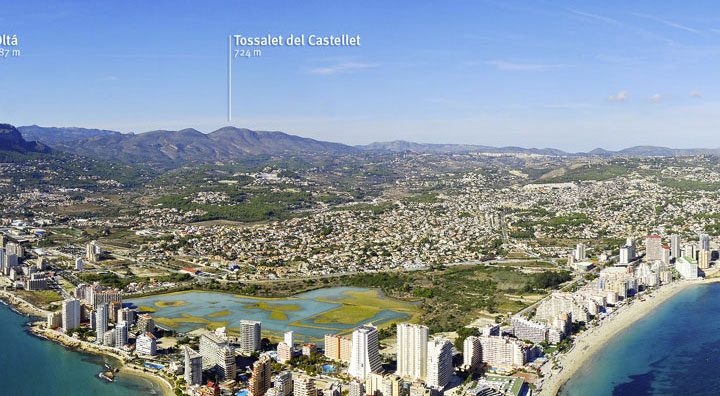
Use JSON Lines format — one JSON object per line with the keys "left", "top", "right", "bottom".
{"left": 239, "top": 320, "right": 261, "bottom": 354}
{"left": 478, "top": 335, "right": 528, "bottom": 369}
{"left": 676, "top": 256, "right": 699, "bottom": 280}
{"left": 136, "top": 332, "right": 157, "bottom": 356}
{"left": 349, "top": 325, "right": 382, "bottom": 380}
{"left": 183, "top": 346, "right": 203, "bottom": 385}
{"left": 95, "top": 303, "right": 108, "bottom": 344}
{"left": 46, "top": 311, "right": 61, "bottom": 329}
{"left": 396, "top": 323, "right": 428, "bottom": 381}
{"left": 426, "top": 337, "right": 453, "bottom": 389}
{"left": 115, "top": 321, "right": 128, "bottom": 348}
{"left": 324, "top": 334, "right": 352, "bottom": 362}
{"left": 61, "top": 298, "right": 80, "bottom": 331}
{"left": 510, "top": 316, "right": 548, "bottom": 344}
{"left": 534, "top": 292, "right": 593, "bottom": 323}
{"left": 699, "top": 249, "right": 711, "bottom": 269}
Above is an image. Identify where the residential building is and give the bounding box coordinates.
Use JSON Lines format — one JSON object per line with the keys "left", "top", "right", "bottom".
{"left": 277, "top": 342, "right": 292, "bottom": 364}
{"left": 324, "top": 334, "right": 352, "bottom": 362}
{"left": 249, "top": 354, "right": 273, "bottom": 396}
{"left": 293, "top": 377, "right": 317, "bottom": 396}
{"left": 137, "top": 332, "right": 157, "bottom": 356}
{"left": 62, "top": 299, "right": 80, "bottom": 331}
{"left": 463, "top": 336, "right": 481, "bottom": 373}
{"left": 426, "top": 338, "right": 453, "bottom": 389}
{"left": 199, "top": 332, "right": 237, "bottom": 380}
{"left": 239, "top": 320, "right": 261, "bottom": 354}
{"left": 273, "top": 371, "right": 293, "bottom": 396}
{"left": 396, "top": 323, "right": 428, "bottom": 381}
{"left": 348, "top": 325, "right": 382, "bottom": 380}
{"left": 95, "top": 303, "right": 108, "bottom": 344}
{"left": 115, "top": 321, "right": 128, "bottom": 348}
{"left": 645, "top": 234, "right": 662, "bottom": 262}
{"left": 183, "top": 346, "right": 203, "bottom": 385}
{"left": 478, "top": 336, "right": 528, "bottom": 368}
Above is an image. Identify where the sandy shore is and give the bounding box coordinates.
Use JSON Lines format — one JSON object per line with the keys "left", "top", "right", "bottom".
{"left": 120, "top": 364, "right": 175, "bottom": 396}
{"left": 539, "top": 278, "right": 717, "bottom": 395}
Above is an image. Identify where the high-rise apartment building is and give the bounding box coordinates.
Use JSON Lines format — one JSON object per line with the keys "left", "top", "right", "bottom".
{"left": 396, "top": 323, "right": 428, "bottom": 381}
{"left": 324, "top": 334, "right": 352, "bottom": 362}
{"left": 426, "top": 338, "right": 453, "bottom": 389}
{"left": 115, "top": 321, "right": 128, "bottom": 348}
{"left": 183, "top": 346, "right": 203, "bottom": 385}
{"left": 348, "top": 325, "right": 382, "bottom": 380}
{"left": 670, "top": 234, "right": 681, "bottom": 258}
{"left": 463, "top": 336, "right": 481, "bottom": 373}
{"left": 199, "top": 332, "right": 237, "bottom": 380}
{"left": 239, "top": 320, "right": 262, "bottom": 354}
{"left": 645, "top": 234, "right": 662, "bottom": 262}
{"left": 478, "top": 335, "right": 528, "bottom": 368}
{"left": 136, "top": 332, "right": 157, "bottom": 356}
{"left": 277, "top": 342, "right": 292, "bottom": 364}
{"left": 250, "top": 354, "right": 273, "bottom": 396}
{"left": 95, "top": 303, "right": 108, "bottom": 344}
{"left": 62, "top": 299, "right": 80, "bottom": 331}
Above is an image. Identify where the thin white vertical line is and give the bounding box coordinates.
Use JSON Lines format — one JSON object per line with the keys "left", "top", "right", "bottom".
{"left": 228, "top": 35, "right": 232, "bottom": 122}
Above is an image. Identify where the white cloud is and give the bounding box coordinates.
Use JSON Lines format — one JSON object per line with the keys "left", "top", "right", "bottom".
{"left": 650, "top": 94, "right": 663, "bottom": 103}
{"left": 307, "top": 62, "right": 379, "bottom": 75}
{"left": 608, "top": 91, "right": 628, "bottom": 102}
{"left": 484, "top": 60, "right": 567, "bottom": 71}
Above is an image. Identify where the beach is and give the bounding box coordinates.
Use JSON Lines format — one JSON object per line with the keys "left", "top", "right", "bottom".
{"left": 539, "top": 278, "right": 716, "bottom": 395}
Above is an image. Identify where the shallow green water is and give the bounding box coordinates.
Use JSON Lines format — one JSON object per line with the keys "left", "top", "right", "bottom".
{"left": 129, "top": 286, "right": 410, "bottom": 343}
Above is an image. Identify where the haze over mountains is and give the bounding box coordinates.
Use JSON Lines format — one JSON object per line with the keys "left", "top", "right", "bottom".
{"left": 7, "top": 124, "right": 720, "bottom": 164}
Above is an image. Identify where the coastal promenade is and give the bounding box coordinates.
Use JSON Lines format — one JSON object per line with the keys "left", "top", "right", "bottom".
{"left": 539, "top": 276, "right": 718, "bottom": 395}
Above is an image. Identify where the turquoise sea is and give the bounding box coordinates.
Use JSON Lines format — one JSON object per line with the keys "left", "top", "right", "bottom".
{"left": 0, "top": 303, "right": 163, "bottom": 396}
{"left": 561, "top": 282, "right": 720, "bottom": 395}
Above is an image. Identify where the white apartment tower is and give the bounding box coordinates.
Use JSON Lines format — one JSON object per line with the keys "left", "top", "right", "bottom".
{"left": 426, "top": 338, "right": 453, "bottom": 389}
{"left": 463, "top": 336, "right": 481, "bottom": 373}
{"left": 95, "top": 303, "right": 108, "bottom": 344}
{"left": 62, "top": 299, "right": 80, "bottom": 331}
{"left": 396, "top": 323, "right": 428, "bottom": 381}
{"left": 240, "top": 320, "right": 262, "bottom": 354}
{"left": 115, "top": 321, "right": 128, "bottom": 348}
{"left": 348, "top": 325, "right": 382, "bottom": 380}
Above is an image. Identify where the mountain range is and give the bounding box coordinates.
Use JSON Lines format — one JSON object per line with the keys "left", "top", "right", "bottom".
{"left": 0, "top": 124, "right": 51, "bottom": 153}
{"left": 8, "top": 124, "right": 720, "bottom": 164}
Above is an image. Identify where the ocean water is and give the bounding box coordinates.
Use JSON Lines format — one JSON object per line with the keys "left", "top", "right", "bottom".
{"left": 0, "top": 303, "right": 163, "bottom": 396}
{"left": 560, "top": 283, "right": 720, "bottom": 396}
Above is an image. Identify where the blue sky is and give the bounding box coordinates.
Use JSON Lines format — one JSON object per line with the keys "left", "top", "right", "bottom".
{"left": 2, "top": 0, "right": 720, "bottom": 150}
